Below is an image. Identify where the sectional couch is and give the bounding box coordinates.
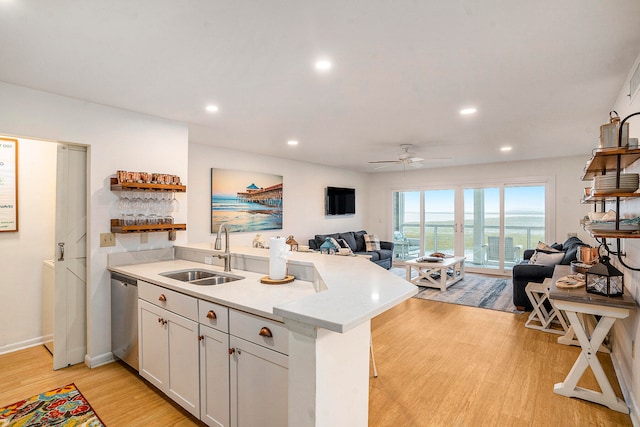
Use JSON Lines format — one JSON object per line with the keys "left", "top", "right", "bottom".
{"left": 308, "top": 230, "right": 394, "bottom": 269}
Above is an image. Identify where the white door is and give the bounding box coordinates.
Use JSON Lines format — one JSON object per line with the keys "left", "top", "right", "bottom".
{"left": 53, "top": 144, "right": 87, "bottom": 369}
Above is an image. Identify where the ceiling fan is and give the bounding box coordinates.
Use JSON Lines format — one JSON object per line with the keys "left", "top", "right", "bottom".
{"left": 368, "top": 144, "right": 450, "bottom": 170}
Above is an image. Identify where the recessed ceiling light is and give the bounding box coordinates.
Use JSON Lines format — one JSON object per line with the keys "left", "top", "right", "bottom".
{"left": 460, "top": 107, "right": 477, "bottom": 115}
{"left": 287, "top": 140, "right": 299, "bottom": 146}
{"left": 500, "top": 146, "right": 512, "bottom": 152}
{"left": 315, "top": 59, "right": 332, "bottom": 71}
{"left": 205, "top": 105, "right": 219, "bottom": 113}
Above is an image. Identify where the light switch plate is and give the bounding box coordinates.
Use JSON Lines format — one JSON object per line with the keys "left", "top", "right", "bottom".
{"left": 140, "top": 233, "right": 149, "bottom": 244}
{"left": 100, "top": 232, "right": 116, "bottom": 247}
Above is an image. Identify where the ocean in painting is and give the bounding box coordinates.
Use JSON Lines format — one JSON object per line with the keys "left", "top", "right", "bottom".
{"left": 211, "top": 195, "right": 282, "bottom": 233}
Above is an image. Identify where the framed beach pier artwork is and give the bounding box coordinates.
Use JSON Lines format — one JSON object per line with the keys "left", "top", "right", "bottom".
{"left": 211, "top": 168, "right": 283, "bottom": 233}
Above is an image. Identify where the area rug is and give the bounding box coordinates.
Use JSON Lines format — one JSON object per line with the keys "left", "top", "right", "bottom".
{"left": 0, "top": 383, "right": 105, "bottom": 427}
{"left": 391, "top": 268, "right": 522, "bottom": 313}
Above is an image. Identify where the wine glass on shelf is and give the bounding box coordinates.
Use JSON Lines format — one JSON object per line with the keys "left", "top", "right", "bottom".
{"left": 162, "top": 192, "right": 173, "bottom": 224}
{"left": 170, "top": 191, "right": 180, "bottom": 213}
{"left": 117, "top": 192, "right": 131, "bottom": 224}
{"left": 146, "top": 193, "right": 157, "bottom": 225}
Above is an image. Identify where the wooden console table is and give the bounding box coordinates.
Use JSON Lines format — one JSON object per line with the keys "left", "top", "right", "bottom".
{"left": 549, "top": 265, "right": 637, "bottom": 413}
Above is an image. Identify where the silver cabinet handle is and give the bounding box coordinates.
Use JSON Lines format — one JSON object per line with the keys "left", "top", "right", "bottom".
{"left": 58, "top": 242, "right": 65, "bottom": 261}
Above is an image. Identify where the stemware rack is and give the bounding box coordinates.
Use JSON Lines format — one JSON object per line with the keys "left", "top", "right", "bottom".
{"left": 109, "top": 176, "right": 187, "bottom": 240}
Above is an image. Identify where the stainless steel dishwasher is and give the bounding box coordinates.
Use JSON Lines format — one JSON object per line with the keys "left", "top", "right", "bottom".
{"left": 111, "top": 272, "right": 139, "bottom": 370}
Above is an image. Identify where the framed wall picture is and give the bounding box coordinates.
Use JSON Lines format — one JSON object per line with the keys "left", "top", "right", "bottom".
{"left": 211, "top": 168, "right": 283, "bottom": 233}
{"left": 0, "top": 138, "right": 18, "bottom": 232}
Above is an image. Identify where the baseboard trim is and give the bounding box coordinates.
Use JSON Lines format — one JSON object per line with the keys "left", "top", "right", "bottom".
{"left": 611, "top": 351, "right": 638, "bottom": 425}
{"left": 85, "top": 352, "right": 114, "bottom": 368}
{"left": 0, "top": 337, "right": 47, "bottom": 355}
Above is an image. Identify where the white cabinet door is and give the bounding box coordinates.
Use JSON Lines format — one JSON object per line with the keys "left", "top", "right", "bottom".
{"left": 200, "top": 324, "right": 230, "bottom": 427}
{"left": 139, "top": 299, "right": 169, "bottom": 390}
{"left": 166, "top": 308, "right": 200, "bottom": 417}
{"left": 138, "top": 299, "right": 200, "bottom": 418}
{"left": 230, "top": 336, "right": 288, "bottom": 427}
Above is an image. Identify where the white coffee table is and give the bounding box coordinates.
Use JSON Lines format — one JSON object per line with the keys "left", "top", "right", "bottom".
{"left": 405, "top": 256, "right": 465, "bottom": 291}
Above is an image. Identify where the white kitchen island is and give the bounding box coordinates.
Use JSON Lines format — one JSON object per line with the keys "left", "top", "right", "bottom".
{"left": 109, "top": 245, "right": 417, "bottom": 427}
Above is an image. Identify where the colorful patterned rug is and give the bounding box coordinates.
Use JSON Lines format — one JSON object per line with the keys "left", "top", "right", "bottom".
{"left": 392, "top": 268, "right": 522, "bottom": 313}
{"left": 0, "top": 383, "right": 105, "bottom": 426}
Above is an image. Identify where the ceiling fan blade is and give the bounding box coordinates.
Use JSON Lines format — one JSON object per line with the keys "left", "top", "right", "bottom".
{"left": 368, "top": 160, "right": 401, "bottom": 164}
{"left": 406, "top": 157, "right": 424, "bottom": 163}
{"left": 373, "top": 163, "right": 397, "bottom": 170}
{"left": 421, "top": 156, "right": 452, "bottom": 162}
{"left": 408, "top": 162, "right": 424, "bottom": 168}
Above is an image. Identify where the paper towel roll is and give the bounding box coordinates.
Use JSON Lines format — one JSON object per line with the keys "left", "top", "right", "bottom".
{"left": 269, "top": 237, "right": 288, "bottom": 280}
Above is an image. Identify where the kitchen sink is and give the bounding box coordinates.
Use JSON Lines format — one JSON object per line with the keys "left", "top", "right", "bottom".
{"left": 159, "top": 269, "right": 243, "bottom": 285}
{"left": 160, "top": 269, "right": 217, "bottom": 281}
{"left": 189, "top": 275, "right": 240, "bottom": 286}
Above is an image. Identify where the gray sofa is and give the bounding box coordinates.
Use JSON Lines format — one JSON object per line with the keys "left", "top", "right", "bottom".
{"left": 511, "top": 236, "right": 588, "bottom": 310}
{"left": 308, "top": 230, "right": 394, "bottom": 269}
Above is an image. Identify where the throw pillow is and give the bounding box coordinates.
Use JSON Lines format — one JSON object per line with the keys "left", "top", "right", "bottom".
{"left": 338, "top": 232, "right": 357, "bottom": 251}
{"left": 337, "top": 238, "right": 353, "bottom": 254}
{"left": 528, "top": 250, "right": 565, "bottom": 266}
{"left": 536, "top": 241, "right": 561, "bottom": 252}
{"left": 364, "top": 234, "right": 381, "bottom": 251}
{"left": 329, "top": 237, "right": 341, "bottom": 251}
{"left": 353, "top": 230, "right": 367, "bottom": 252}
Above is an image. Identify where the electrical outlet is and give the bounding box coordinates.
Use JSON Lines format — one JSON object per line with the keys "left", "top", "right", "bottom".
{"left": 100, "top": 232, "right": 116, "bottom": 247}
{"left": 140, "top": 233, "right": 149, "bottom": 244}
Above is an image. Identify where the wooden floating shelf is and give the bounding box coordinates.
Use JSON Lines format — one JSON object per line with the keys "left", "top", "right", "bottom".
{"left": 590, "top": 230, "right": 640, "bottom": 239}
{"left": 581, "top": 192, "right": 640, "bottom": 203}
{"left": 581, "top": 147, "right": 640, "bottom": 180}
{"left": 110, "top": 177, "right": 186, "bottom": 192}
{"left": 110, "top": 219, "right": 186, "bottom": 234}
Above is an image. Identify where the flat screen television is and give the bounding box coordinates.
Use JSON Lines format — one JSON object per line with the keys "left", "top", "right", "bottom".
{"left": 326, "top": 187, "right": 355, "bottom": 215}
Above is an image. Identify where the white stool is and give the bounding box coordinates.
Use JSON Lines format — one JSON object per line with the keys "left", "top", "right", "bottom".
{"left": 524, "top": 279, "right": 569, "bottom": 334}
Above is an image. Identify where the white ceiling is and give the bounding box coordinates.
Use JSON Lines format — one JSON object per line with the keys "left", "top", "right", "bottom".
{"left": 1, "top": 1, "right": 640, "bottom": 172}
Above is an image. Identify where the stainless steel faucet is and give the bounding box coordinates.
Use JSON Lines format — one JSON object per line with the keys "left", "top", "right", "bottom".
{"left": 214, "top": 224, "right": 231, "bottom": 272}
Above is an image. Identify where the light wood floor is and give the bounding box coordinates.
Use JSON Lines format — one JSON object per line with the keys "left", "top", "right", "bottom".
{"left": 0, "top": 299, "right": 633, "bottom": 426}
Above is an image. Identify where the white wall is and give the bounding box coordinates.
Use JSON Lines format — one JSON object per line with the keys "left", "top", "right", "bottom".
{"left": 365, "top": 156, "right": 593, "bottom": 245}
{"left": 0, "top": 82, "right": 188, "bottom": 364}
{"left": 609, "top": 50, "right": 640, "bottom": 421}
{"left": 0, "top": 137, "right": 56, "bottom": 353}
{"left": 187, "top": 143, "right": 370, "bottom": 247}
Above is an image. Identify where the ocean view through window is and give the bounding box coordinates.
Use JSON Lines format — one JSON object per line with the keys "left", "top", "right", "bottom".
{"left": 392, "top": 184, "right": 547, "bottom": 272}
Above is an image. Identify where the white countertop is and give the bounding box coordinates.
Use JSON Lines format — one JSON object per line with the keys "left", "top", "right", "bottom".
{"left": 109, "top": 245, "right": 417, "bottom": 333}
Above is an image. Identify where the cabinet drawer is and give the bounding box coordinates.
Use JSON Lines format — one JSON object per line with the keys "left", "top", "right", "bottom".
{"left": 138, "top": 280, "right": 197, "bottom": 321}
{"left": 229, "top": 310, "right": 288, "bottom": 355}
{"left": 198, "top": 300, "right": 229, "bottom": 332}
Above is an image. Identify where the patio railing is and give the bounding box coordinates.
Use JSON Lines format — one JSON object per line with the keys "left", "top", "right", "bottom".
{"left": 395, "top": 223, "right": 545, "bottom": 264}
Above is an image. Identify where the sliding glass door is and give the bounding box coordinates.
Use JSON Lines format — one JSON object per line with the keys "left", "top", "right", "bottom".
{"left": 462, "top": 187, "right": 499, "bottom": 268}
{"left": 392, "top": 191, "right": 421, "bottom": 260}
{"left": 392, "top": 183, "right": 548, "bottom": 272}
{"left": 504, "top": 185, "right": 546, "bottom": 264}
{"left": 423, "top": 189, "right": 455, "bottom": 256}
